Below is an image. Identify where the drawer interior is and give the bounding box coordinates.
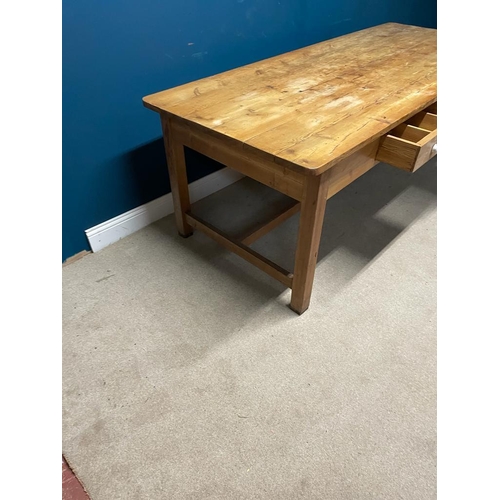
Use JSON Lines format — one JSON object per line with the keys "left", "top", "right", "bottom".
{"left": 376, "top": 103, "right": 437, "bottom": 172}
{"left": 390, "top": 123, "right": 431, "bottom": 142}
{"left": 406, "top": 110, "right": 437, "bottom": 131}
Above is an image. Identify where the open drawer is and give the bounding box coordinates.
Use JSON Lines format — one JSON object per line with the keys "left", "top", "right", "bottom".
{"left": 376, "top": 103, "right": 437, "bottom": 172}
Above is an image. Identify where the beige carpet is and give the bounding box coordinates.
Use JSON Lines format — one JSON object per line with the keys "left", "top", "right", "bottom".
{"left": 62, "top": 160, "right": 437, "bottom": 499}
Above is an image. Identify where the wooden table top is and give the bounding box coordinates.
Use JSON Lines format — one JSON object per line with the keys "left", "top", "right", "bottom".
{"left": 143, "top": 23, "right": 437, "bottom": 175}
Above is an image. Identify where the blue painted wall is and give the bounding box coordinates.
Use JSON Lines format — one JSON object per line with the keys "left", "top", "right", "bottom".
{"left": 63, "top": 0, "right": 436, "bottom": 261}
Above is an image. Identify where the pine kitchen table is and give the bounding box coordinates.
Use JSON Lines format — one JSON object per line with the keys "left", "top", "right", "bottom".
{"left": 143, "top": 22, "right": 437, "bottom": 314}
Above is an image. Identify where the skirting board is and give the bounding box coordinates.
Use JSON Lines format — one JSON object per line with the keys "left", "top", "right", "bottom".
{"left": 85, "top": 168, "right": 244, "bottom": 253}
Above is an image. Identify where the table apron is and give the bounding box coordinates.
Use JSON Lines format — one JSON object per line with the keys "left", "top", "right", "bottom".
{"left": 170, "top": 118, "right": 305, "bottom": 201}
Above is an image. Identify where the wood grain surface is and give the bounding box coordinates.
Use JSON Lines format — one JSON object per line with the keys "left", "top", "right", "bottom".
{"left": 144, "top": 23, "right": 437, "bottom": 175}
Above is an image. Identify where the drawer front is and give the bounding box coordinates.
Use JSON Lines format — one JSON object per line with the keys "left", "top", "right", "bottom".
{"left": 376, "top": 103, "right": 437, "bottom": 172}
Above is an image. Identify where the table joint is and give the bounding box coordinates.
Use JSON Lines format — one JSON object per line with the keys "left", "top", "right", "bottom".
{"left": 185, "top": 212, "right": 294, "bottom": 288}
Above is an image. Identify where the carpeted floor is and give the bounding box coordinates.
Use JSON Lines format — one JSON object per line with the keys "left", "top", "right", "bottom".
{"left": 62, "top": 160, "right": 437, "bottom": 500}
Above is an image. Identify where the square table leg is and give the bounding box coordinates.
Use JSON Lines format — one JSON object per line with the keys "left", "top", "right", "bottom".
{"left": 161, "top": 115, "right": 193, "bottom": 237}
{"left": 290, "top": 174, "right": 329, "bottom": 314}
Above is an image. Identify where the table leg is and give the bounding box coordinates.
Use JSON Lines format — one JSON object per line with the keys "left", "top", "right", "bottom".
{"left": 290, "top": 174, "right": 329, "bottom": 314}
{"left": 161, "top": 115, "right": 193, "bottom": 237}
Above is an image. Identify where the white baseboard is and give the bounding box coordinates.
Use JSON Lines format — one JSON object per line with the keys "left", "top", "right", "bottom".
{"left": 85, "top": 168, "right": 244, "bottom": 253}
